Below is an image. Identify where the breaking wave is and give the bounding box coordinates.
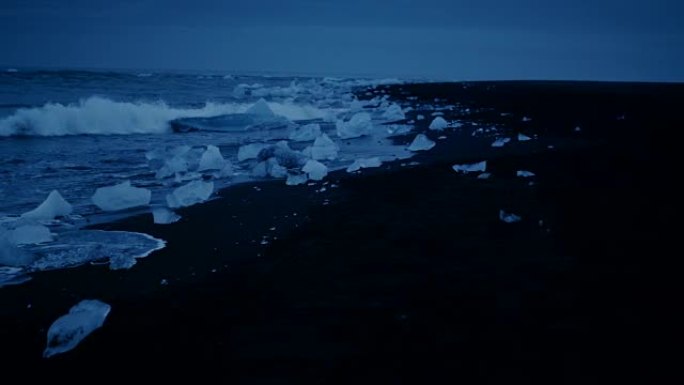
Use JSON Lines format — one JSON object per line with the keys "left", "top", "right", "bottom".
{"left": 0, "top": 96, "right": 327, "bottom": 137}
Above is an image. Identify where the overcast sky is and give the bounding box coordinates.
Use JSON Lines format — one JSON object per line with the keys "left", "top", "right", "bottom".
{"left": 1, "top": 0, "right": 682, "bottom": 81}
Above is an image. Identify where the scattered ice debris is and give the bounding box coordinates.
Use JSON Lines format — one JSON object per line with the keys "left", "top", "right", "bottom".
{"left": 408, "top": 134, "right": 435, "bottom": 152}
{"left": 491, "top": 137, "right": 511, "bottom": 148}
{"left": 7, "top": 225, "right": 53, "bottom": 245}
{"left": 311, "top": 134, "right": 339, "bottom": 161}
{"left": 516, "top": 170, "right": 536, "bottom": 178}
{"left": 336, "top": 112, "right": 373, "bottom": 139}
{"left": 92, "top": 181, "right": 151, "bottom": 212}
{"left": 522, "top": 116, "right": 532, "bottom": 122}
{"left": 346, "top": 157, "right": 382, "bottom": 173}
{"left": 416, "top": 114, "right": 425, "bottom": 121}
{"left": 518, "top": 133, "right": 532, "bottom": 141}
{"left": 289, "top": 123, "right": 321, "bottom": 142}
{"left": 197, "top": 145, "right": 226, "bottom": 171}
{"left": 574, "top": 126, "right": 582, "bottom": 132}
{"left": 452, "top": 160, "right": 487, "bottom": 173}
{"left": 381, "top": 104, "right": 405, "bottom": 121}
{"left": 245, "top": 98, "right": 275, "bottom": 117}
{"left": 499, "top": 210, "right": 522, "bottom": 224}
{"left": 166, "top": 180, "right": 214, "bottom": 208}
{"left": 438, "top": 135, "right": 447, "bottom": 140}
{"left": 237, "top": 143, "right": 269, "bottom": 162}
{"left": 152, "top": 208, "right": 181, "bottom": 224}
{"left": 286, "top": 173, "right": 308, "bottom": 186}
{"left": 21, "top": 190, "right": 72, "bottom": 221}
{"left": 477, "top": 173, "right": 492, "bottom": 180}
{"left": 429, "top": 116, "right": 448, "bottom": 131}
{"left": 160, "top": 279, "right": 169, "bottom": 285}
{"left": 302, "top": 160, "right": 328, "bottom": 181}
{"left": 43, "top": 300, "right": 111, "bottom": 358}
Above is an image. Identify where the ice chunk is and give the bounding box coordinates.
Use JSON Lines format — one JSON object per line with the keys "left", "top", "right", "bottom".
{"left": 152, "top": 208, "right": 181, "bottom": 225}
{"left": 381, "top": 104, "right": 405, "bottom": 121}
{"left": 251, "top": 161, "right": 268, "bottom": 177}
{"left": 0, "top": 235, "right": 35, "bottom": 267}
{"left": 417, "top": 114, "right": 425, "bottom": 121}
{"left": 197, "top": 145, "right": 226, "bottom": 171}
{"left": 289, "top": 123, "right": 321, "bottom": 142}
{"left": 257, "top": 143, "right": 307, "bottom": 168}
{"left": 266, "top": 158, "right": 288, "bottom": 178}
{"left": 246, "top": 98, "right": 275, "bottom": 117}
{"left": 237, "top": 143, "right": 269, "bottom": 162}
{"left": 452, "top": 161, "right": 487, "bottom": 173}
{"left": 429, "top": 117, "right": 448, "bottom": 131}
{"left": 477, "top": 172, "right": 492, "bottom": 179}
{"left": 92, "top": 181, "right": 151, "bottom": 211}
{"left": 516, "top": 170, "right": 536, "bottom": 178}
{"left": 286, "top": 173, "right": 308, "bottom": 186}
{"left": 346, "top": 157, "right": 382, "bottom": 172}
{"left": 336, "top": 112, "right": 372, "bottom": 139}
{"left": 491, "top": 137, "right": 511, "bottom": 148}
{"left": 43, "top": 300, "right": 111, "bottom": 358}
{"left": 522, "top": 116, "right": 532, "bottom": 122}
{"left": 574, "top": 126, "right": 582, "bottom": 132}
{"left": 21, "top": 190, "right": 72, "bottom": 221}
{"left": 311, "top": 134, "right": 339, "bottom": 161}
{"left": 302, "top": 160, "right": 328, "bottom": 181}
{"left": 518, "top": 133, "right": 532, "bottom": 141}
{"left": 499, "top": 210, "right": 522, "bottom": 223}
{"left": 8, "top": 225, "right": 53, "bottom": 245}
{"left": 166, "top": 180, "right": 214, "bottom": 208}
{"left": 408, "top": 134, "right": 435, "bottom": 152}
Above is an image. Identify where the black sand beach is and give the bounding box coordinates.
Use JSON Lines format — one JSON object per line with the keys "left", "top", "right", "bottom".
{"left": 1, "top": 81, "right": 680, "bottom": 383}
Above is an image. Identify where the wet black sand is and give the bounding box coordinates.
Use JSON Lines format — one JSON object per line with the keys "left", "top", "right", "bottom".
{"left": 1, "top": 81, "right": 681, "bottom": 383}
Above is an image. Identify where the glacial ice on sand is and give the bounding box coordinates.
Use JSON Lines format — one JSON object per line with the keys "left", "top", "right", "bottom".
{"left": 21, "top": 190, "right": 72, "bottom": 221}
{"left": 311, "top": 134, "right": 339, "bottom": 161}
{"left": 429, "top": 116, "right": 448, "bottom": 131}
{"left": 246, "top": 98, "right": 275, "bottom": 117}
{"left": 408, "top": 134, "right": 435, "bottom": 152}
{"left": 197, "top": 145, "right": 226, "bottom": 171}
{"left": 381, "top": 104, "right": 405, "bottom": 122}
{"left": 336, "top": 112, "right": 373, "bottom": 139}
{"left": 516, "top": 170, "right": 536, "bottom": 178}
{"left": 286, "top": 173, "right": 308, "bottom": 186}
{"left": 266, "top": 158, "right": 288, "bottom": 178}
{"left": 302, "top": 160, "right": 328, "bottom": 181}
{"left": 289, "top": 123, "right": 321, "bottom": 142}
{"left": 152, "top": 208, "right": 181, "bottom": 224}
{"left": 499, "top": 210, "right": 522, "bottom": 223}
{"left": 491, "top": 137, "right": 511, "bottom": 148}
{"left": 257, "top": 142, "right": 307, "bottom": 168}
{"left": 6, "top": 225, "right": 53, "bottom": 245}
{"left": 166, "top": 180, "right": 214, "bottom": 208}
{"left": 518, "top": 133, "right": 532, "bottom": 141}
{"left": 92, "top": 181, "right": 152, "bottom": 211}
{"left": 452, "top": 161, "right": 487, "bottom": 173}
{"left": 346, "top": 157, "right": 382, "bottom": 172}
{"left": 0, "top": 236, "right": 35, "bottom": 267}
{"left": 477, "top": 172, "right": 492, "bottom": 179}
{"left": 43, "top": 300, "right": 111, "bottom": 358}
{"left": 238, "top": 143, "right": 269, "bottom": 162}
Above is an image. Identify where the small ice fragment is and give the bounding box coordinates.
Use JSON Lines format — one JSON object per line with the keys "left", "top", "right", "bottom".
{"left": 92, "top": 181, "right": 151, "bottom": 211}
{"left": 302, "top": 160, "right": 328, "bottom": 181}
{"left": 160, "top": 279, "right": 168, "bottom": 285}
{"left": 522, "top": 116, "right": 532, "bottom": 122}
{"left": 237, "top": 143, "right": 269, "bottom": 162}
{"left": 429, "top": 117, "right": 448, "bottom": 131}
{"left": 547, "top": 145, "right": 555, "bottom": 149}
{"left": 166, "top": 180, "right": 214, "bottom": 208}
{"left": 289, "top": 123, "right": 321, "bottom": 142}
{"left": 336, "top": 112, "right": 373, "bottom": 139}
{"left": 197, "top": 145, "right": 226, "bottom": 171}
{"left": 152, "top": 208, "right": 181, "bottom": 224}
{"left": 518, "top": 133, "right": 532, "bottom": 141}
{"left": 491, "top": 138, "right": 511, "bottom": 148}
{"left": 574, "top": 126, "right": 582, "bottom": 132}
{"left": 311, "top": 134, "right": 339, "bottom": 161}
{"left": 438, "top": 136, "right": 447, "bottom": 140}
{"left": 381, "top": 103, "right": 405, "bottom": 121}
{"left": 246, "top": 98, "right": 275, "bottom": 117}
{"left": 8, "top": 225, "right": 53, "bottom": 245}
{"left": 21, "top": 190, "right": 72, "bottom": 221}
{"left": 286, "top": 173, "right": 308, "bottom": 186}
{"left": 516, "top": 170, "right": 536, "bottom": 178}
{"left": 43, "top": 300, "right": 111, "bottom": 358}
{"left": 477, "top": 172, "right": 491, "bottom": 179}
{"left": 416, "top": 114, "right": 425, "bottom": 121}
{"left": 452, "top": 160, "right": 487, "bottom": 173}
{"left": 408, "top": 134, "right": 435, "bottom": 152}
{"left": 346, "top": 157, "right": 382, "bottom": 173}
{"left": 499, "top": 210, "right": 522, "bottom": 224}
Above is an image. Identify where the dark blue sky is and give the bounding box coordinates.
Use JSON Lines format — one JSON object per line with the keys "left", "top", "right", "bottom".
{"left": 1, "top": 0, "right": 682, "bottom": 81}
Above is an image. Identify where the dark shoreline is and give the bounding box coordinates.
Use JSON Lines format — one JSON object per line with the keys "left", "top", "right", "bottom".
{"left": 1, "top": 81, "right": 680, "bottom": 383}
